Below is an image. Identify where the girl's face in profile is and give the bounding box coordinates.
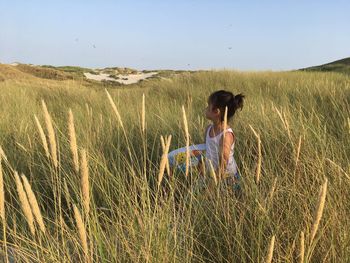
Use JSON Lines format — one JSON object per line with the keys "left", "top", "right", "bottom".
{"left": 205, "top": 100, "right": 219, "bottom": 121}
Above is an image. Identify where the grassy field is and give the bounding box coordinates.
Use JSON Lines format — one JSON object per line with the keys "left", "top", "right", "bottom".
{"left": 0, "top": 64, "right": 349, "bottom": 262}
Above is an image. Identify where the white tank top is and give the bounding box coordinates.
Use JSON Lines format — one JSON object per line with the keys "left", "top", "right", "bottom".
{"left": 205, "top": 125, "right": 238, "bottom": 176}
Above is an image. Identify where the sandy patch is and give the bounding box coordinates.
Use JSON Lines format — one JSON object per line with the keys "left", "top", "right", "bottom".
{"left": 84, "top": 72, "right": 157, "bottom": 84}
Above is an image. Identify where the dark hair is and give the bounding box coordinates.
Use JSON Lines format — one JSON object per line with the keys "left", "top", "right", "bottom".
{"left": 208, "top": 90, "right": 244, "bottom": 121}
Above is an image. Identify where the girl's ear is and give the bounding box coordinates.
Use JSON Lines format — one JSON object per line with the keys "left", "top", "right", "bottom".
{"left": 215, "top": 108, "right": 220, "bottom": 115}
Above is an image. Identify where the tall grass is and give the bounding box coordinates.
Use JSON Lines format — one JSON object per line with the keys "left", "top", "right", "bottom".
{"left": 0, "top": 68, "right": 349, "bottom": 262}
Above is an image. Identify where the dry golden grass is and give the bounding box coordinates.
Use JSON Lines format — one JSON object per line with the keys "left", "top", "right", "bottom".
{"left": 265, "top": 235, "right": 275, "bottom": 263}
{"left": 0, "top": 157, "right": 8, "bottom": 263}
{"left": 294, "top": 135, "right": 302, "bottom": 173}
{"left": 105, "top": 89, "right": 135, "bottom": 159}
{"left": 158, "top": 135, "right": 172, "bottom": 187}
{"left": 299, "top": 231, "right": 305, "bottom": 263}
{"left": 182, "top": 105, "right": 190, "bottom": 177}
{"left": 160, "top": 135, "right": 170, "bottom": 176}
{"left": 105, "top": 89, "right": 125, "bottom": 131}
{"left": 268, "top": 177, "right": 278, "bottom": 203}
{"left": 68, "top": 109, "right": 79, "bottom": 173}
{"left": 21, "top": 174, "right": 46, "bottom": 234}
{"left": 73, "top": 204, "right": 89, "bottom": 262}
{"left": 34, "top": 115, "right": 50, "bottom": 158}
{"left": 208, "top": 160, "right": 218, "bottom": 186}
{"left": 0, "top": 146, "right": 8, "bottom": 162}
{"left": 63, "top": 178, "right": 71, "bottom": 209}
{"left": 80, "top": 149, "right": 90, "bottom": 215}
{"left": 310, "top": 179, "right": 328, "bottom": 244}
{"left": 325, "top": 158, "right": 350, "bottom": 181}
{"left": 41, "top": 100, "right": 58, "bottom": 168}
{"left": 0, "top": 157, "right": 4, "bottom": 221}
{"left": 14, "top": 171, "right": 35, "bottom": 236}
{"left": 141, "top": 93, "right": 145, "bottom": 134}
{"left": 249, "top": 125, "right": 262, "bottom": 184}
{"left": 272, "top": 105, "right": 291, "bottom": 138}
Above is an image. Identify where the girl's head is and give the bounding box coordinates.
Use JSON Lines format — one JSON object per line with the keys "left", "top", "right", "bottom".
{"left": 206, "top": 90, "right": 244, "bottom": 122}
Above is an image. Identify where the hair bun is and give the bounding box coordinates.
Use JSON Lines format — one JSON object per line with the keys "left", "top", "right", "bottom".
{"left": 232, "top": 93, "right": 244, "bottom": 111}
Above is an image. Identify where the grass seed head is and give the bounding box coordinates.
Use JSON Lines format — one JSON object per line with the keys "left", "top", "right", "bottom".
{"left": 310, "top": 179, "right": 328, "bottom": 244}
{"left": 41, "top": 100, "right": 58, "bottom": 168}
{"left": 68, "top": 109, "right": 79, "bottom": 173}
{"left": 0, "top": 157, "right": 4, "bottom": 221}
{"left": 34, "top": 115, "right": 50, "bottom": 158}
{"left": 14, "top": 171, "right": 35, "bottom": 236}
{"left": 73, "top": 204, "right": 89, "bottom": 260}
{"left": 80, "top": 149, "right": 90, "bottom": 215}
{"left": 21, "top": 174, "right": 46, "bottom": 234}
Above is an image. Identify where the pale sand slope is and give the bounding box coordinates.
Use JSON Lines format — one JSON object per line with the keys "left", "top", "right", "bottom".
{"left": 84, "top": 72, "right": 158, "bottom": 84}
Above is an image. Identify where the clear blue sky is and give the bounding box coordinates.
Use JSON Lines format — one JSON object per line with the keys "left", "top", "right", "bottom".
{"left": 1, "top": 0, "right": 349, "bottom": 70}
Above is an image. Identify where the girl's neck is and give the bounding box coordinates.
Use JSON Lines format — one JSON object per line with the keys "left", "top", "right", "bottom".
{"left": 212, "top": 120, "right": 224, "bottom": 132}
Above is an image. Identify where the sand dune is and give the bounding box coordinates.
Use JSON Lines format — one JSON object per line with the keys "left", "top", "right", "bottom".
{"left": 84, "top": 72, "right": 157, "bottom": 84}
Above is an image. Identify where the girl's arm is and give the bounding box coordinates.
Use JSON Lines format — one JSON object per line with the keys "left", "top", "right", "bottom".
{"left": 218, "top": 131, "right": 234, "bottom": 179}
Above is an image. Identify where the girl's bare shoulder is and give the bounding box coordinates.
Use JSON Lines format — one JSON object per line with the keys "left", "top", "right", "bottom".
{"left": 221, "top": 127, "right": 235, "bottom": 143}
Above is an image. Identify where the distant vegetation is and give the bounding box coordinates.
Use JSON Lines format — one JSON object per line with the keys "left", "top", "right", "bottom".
{"left": 16, "top": 64, "right": 75, "bottom": 80}
{"left": 41, "top": 65, "right": 93, "bottom": 76}
{"left": 300, "top": 57, "right": 350, "bottom": 75}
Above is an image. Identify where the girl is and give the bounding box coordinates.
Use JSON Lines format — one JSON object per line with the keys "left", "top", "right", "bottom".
{"left": 203, "top": 90, "right": 244, "bottom": 189}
